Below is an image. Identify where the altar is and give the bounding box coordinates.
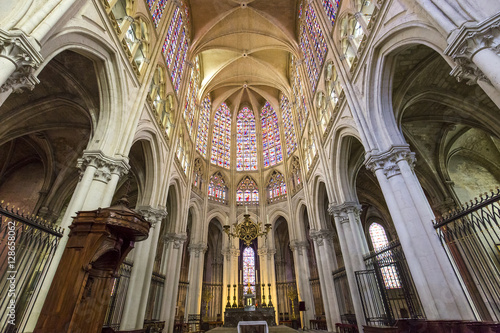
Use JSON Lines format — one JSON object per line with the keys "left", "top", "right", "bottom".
{"left": 223, "top": 307, "right": 276, "bottom": 327}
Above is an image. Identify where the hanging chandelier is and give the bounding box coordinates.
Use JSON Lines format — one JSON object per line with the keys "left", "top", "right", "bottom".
{"left": 223, "top": 212, "right": 271, "bottom": 246}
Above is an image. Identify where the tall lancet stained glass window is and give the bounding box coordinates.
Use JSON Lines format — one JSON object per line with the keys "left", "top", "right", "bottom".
{"left": 299, "top": 1, "right": 328, "bottom": 93}
{"left": 236, "top": 107, "right": 257, "bottom": 171}
{"left": 236, "top": 176, "right": 259, "bottom": 204}
{"left": 243, "top": 247, "right": 256, "bottom": 294}
{"left": 152, "top": 0, "right": 168, "bottom": 28}
{"left": 280, "top": 95, "right": 297, "bottom": 155}
{"left": 196, "top": 94, "right": 211, "bottom": 157}
{"left": 211, "top": 103, "right": 231, "bottom": 169}
{"left": 323, "top": 0, "right": 341, "bottom": 26}
{"left": 261, "top": 102, "right": 283, "bottom": 168}
{"left": 369, "top": 223, "right": 401, "bottom": 289}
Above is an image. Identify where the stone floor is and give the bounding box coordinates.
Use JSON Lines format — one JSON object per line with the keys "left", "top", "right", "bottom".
{"left": 206, "top": 325, "right": 301, "bottom": 333}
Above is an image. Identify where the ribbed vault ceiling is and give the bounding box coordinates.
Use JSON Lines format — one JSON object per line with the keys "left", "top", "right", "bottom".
{"left": 189, "top": 0, "right": 299, "bottom": 111}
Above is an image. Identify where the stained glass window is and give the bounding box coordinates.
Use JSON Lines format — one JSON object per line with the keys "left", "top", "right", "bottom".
{"left": 162, "top": 7, "right": 189, "bottom": 94}
{"left": 196, "top": 94, "right": 211, "bottom": 157}
{"left": 208, "top": 172, "right": 228, "bottom": 204}
{"left": 299, "top": 2, "right": 328, "bottom": 93}
{"left": 261, "top": 102, "right": 283, "bottom": 168}
{"left": 152, "top": 0, "right": 168, "bottom": 28}
{"left": 280, "top": 95, "right": 297, "bottom": 156}
{"left": 184, "top": 56, "right": 200, "bottom": 136}
{"left": 146, "top": 0, "right": 155, "bottom": 11}
{"left": 236, "top": 107, "right": 257, "bottom": 171}
{"left": 267, "top": 170, "right": 287, "bottom": 203}
{"left": 291, "top": 56, "right": 308, "bottom": 134}
{"left": 323, "top": 0, "right": 340, "bottom": 26}
{"left": 369, "top": 223, "right": 401, "bottom": 289}
{"left": 192, "top": 158, "right": 203, "bottom": 191}
{"left": 236, "top": 176, "right": 259, "bottom": 205}
{"left": 211, "top": 103, "right": 231, "bottom": 169}
{"left": 243, "top": 247, "right": 256, "bottom": 294}
{"left": 289, "top": 156, "right": 302, "bottom": 193}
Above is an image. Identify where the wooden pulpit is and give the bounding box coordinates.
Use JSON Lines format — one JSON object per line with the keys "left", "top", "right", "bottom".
{"left": 34, "top": 198, "right": 150, "bottom": 333}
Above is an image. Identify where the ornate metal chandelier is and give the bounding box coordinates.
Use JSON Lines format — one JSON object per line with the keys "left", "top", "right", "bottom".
{"left": 223, "top": 213, "right": 271, "bottom": 246}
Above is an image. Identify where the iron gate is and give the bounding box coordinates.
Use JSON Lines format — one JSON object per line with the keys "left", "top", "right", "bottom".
{"left": 355, "top": 240, "right": 424, "bottom": 326}
{"left": 0, "top": 202, "right": 63, "bottom": 332}
{"left": 433, "top": 189, "right": 500, "bottom": 321}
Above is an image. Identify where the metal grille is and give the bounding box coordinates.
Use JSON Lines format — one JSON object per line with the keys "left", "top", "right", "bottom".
{"left": 276, "top": 281, "right": 298, "bottom": 322}
{"left": 0, "top": 203, "right": 63, "bottom": 332}
{"left": 145, "top": 272, "right": 166, "bottom": 321}
{"left": 434, "top": 189, "right": 500, "bottom": 321}
{"left": 310, "top": 277, "right": 325, "bottom": 317}
{"left": 355, "top": 240, "right": 424, "bottom": 326}
{"left": 103, "top": 260, "right": 133, "bottom": 329}
{"left": 333, "top": 267, "right": 356, "bottom": 324}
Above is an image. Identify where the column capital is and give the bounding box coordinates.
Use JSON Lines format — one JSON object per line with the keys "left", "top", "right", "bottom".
{"left": 77, "top": 150, "right": 130, "bottom": 182}
{"left": 309, "top": 229, "right": 334, "bottom": 246}
{"left": 188, "top": 243, "right": 208, "bottom": 257}
{"left": 0, "top": 29, "right": 43, "bottom": 93}
{"left": 328, "top": 202, "right": 362, "bottom": 216}
{"left": 364, "top": 145, "right": 415, "bottom": 179}
{"left": 164, "top": 233, "right": 187, "bottom": 249}
{"left": 445, "top": 13, "right": 500, "bottom": 85}
{"left": 136, "top": 206, "right": 167, "bottom": 228}
{"left": 289, "top": 239, "right": 309, "bottom": 255}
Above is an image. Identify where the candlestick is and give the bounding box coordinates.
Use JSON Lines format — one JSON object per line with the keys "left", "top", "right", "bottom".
{"left": 232, "top": 284, "right": 237, "bottom": 307}
{"left": 226, "top": 284, "right": 231, "bottom": 308}
{"left": 267, "top": 283, "right": 273, "bottom": 307}
{"left": 261, "top": 284, "right": 267, "bottom": 307}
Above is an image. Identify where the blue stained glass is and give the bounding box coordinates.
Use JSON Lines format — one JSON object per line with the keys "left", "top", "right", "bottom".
{"left": 280, "top": 95, "right": 297, "bottom": 155}
{"left": 261, "top": 102, "right": 282, "bottom": 168}
{"left": 236, "top": 107, "right": 257, "bottom": 171}
{"left": 196, "top": 95, "right": 211, "bottom": 157}
{"left": 211, "top": 103, "right": 231, "bottom": 169}
{"left": 323, "top": 0, "right": 340, "bottom": 26}
{"left": 152, "top": 0, "right": 168, "bottom": 27}
{"left": 243, "top": 247, "right": 256, "bottom": 294}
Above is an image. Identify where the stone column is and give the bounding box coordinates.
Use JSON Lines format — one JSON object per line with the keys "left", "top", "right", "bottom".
{"left": 120, "top": 207, "right": 167, "bottom": 330}
{"left": 221, "top": 246, "right": 232, "bottom": 317}
{"left": 160, "top": 233, "right": 187, "bottom": 333}
{"left": 184, "top": 243, "right": 208, "bottom": 319}
{"left": 25, "top": 151, "right": 129, "bottom": 331}
{"left": 289, "top": 240, "right": 316, "bottom": 330}
{"left": 445, "top": 13, "right": 500, "bottom": 93}
{"left": 365, "top": 145, "right": 475, "bottom": 320}
{"left": 0, "top": 29, "right": 43, "bottom": 104}
{"left": 309, "top": 230, "right": 341, "bottom": 331}
{"left": 327, "top": 204, "right": 367, "bottom": 332}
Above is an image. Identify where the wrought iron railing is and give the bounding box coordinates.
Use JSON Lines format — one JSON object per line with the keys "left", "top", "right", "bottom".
{"left": 433, "top": 188, "right": 500, "bottom": 321}
{"left": 103, "top": 260, "right": 133, "bottom": 329}
{"left": 0, "top": 202, "right": 63, "bottom": 332}
{"left": 145, "top": 272, "right": 166, "bottom": 322}
{"left": 356, "top": 240, "right": 424, "bottom": 326}
{"left": 333, "top": 267, "right": 356, "bottom": 324}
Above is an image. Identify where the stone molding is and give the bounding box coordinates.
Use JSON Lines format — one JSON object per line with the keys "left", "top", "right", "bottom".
{"left": 445, "top": 13, "right": 500, "bottom": 85}
{"left": 77, "top": 150, "right": 130, "bottom": 183}
{"left": 189, "top": 243, "right": 208, "bottom": 257}
{"left": 364, "top": 145, "right": 415, "bottom": 179}
{"left": 164, "top": 233, "right": 187, "bottom": 249}
{"left": 309, "top": 229, "right": 334, "bottom": 246}
{"left": 0, "top": 29, "right": 43, "bottom": 93}
{"left": 289, "top": 240, "right": 309, "bottom": 255}
{"left": 136, "top": 206, "right": 167, "bottom": 228}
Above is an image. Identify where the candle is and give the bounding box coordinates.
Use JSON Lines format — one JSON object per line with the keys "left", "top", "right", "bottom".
{"left": 256, "top": 270, "right": 258, "bottom": 284}
{"left": 246, "top": 205, "right": 248, "bottom": 214}
{"left": 240, "top": 270, "right": 242, "bottom": 284}
{"left": 267, "top": 214, "right": 270, "bottom": 224}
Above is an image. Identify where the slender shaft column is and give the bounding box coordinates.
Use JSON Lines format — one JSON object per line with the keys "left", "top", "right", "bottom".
{"left": 309, "top": 231, "right": 341, "bottom": 331}
{"left": 184, "top": 243, "right": 208, "bottom": 318}
{"left": 327, "top": 205, "right": 367, "bottom": 332}
{"left": 25, "top": 150, "right": 129, "bottom": 331}
{"left": 289, "top": 240, "right": 316, "bottom": 330}
{"left": 120, "top": 207, "right": 167, "bottom": 330}
{"left": 221, "top": 246, "right": 233, "bottom": 319}
{"left": 365, "top": 146, "right": 475, "bottom": 320}
{"left": 160, "top": 233, "right": 187, "bottom": 333}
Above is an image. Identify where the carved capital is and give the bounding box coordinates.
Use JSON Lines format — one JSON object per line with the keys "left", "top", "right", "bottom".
{"left": 164, "top": 233, "right": 187, "bottom": 249}
{"left": 77, "top": 150, "right": 130, "bottom": 182}
{"left": 365, "top": 146, "right": 415, "bottom": 179}
{"left": 328, "top": 202, "right": 362, "bottom": 217}
{"left": 189, "top": 243, "right": 208, "bottom": 257}
{"left": 136, "top": 206, "right": 167, "bottom": 228}
{"left": 309, "top": 229, "right": 334, "bottom": 246}
{"left": 289, "top": 240, "right": 308, "bottom": 255}
{"left": 445, "top": 13, "right": 500, "bottom": 85}
{"left": 0, "top": 29, "right": 43, "bottom": 93}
